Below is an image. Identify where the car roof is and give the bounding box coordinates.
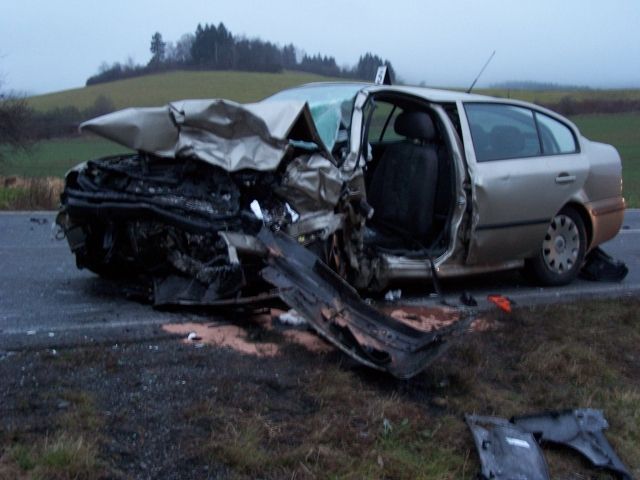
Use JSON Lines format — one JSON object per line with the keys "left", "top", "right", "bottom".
{"left": 296, "top": 81, "right": 494, "bottom": 103}
{"left": 288, "top": 81, "right": 580, "bottom": 132}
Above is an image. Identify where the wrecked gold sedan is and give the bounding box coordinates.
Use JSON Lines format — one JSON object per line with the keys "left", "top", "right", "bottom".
{"left": 56, "top": 83, "right": 625, "bottom": 377}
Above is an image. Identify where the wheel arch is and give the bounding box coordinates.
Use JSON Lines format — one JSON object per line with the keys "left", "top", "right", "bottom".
{"left": 563, "top": 201, "right": 593, "bottom": 250}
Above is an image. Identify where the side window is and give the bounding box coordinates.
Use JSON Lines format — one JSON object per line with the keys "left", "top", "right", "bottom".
{"left": 535, "top": 112, "right": 578, "bottom": 154}
{"left": 381, "top": 107, "right": 404, "bottom": 142}
{"left": 368, "top": 102, "right": 403, "bottom": 142}
{"left": 465, "top": 104, "right": 541, "bottom": 162}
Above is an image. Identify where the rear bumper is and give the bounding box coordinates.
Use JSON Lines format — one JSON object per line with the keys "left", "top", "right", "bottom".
{"left": 586, "top": 196, "right": 625, "bottom": 249}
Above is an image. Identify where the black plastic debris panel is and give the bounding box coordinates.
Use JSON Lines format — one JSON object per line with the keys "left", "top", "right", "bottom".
{"left": 580, "top": 246, "right": 629, "bottom": 282}
{"left": 465, "top": 415, "right": 550, "bottom": 480}
{"left": 152, "top": 269, "right": 244, "bottom": 306}
{"left": 512, "top": 409, "right": 634, "bottom": 480}
{"left": 466, "top": 410, "right": 634, "bottom": 480}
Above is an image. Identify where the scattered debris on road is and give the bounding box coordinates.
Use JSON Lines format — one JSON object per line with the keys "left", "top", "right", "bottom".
{"left": 186, "top": 332, "right": 202, "bottom": 342}
{"left": 384, "top": 289, "right": 402, "bottom": 302}
{"left": 487, "top": 294, "right": 513, "bottom": 313}
{"left": 460, "top": 291, "right": 478, "bottom": 307}
{"left": 581, "top": 246, "right": 629, "bottom": 282}
{"left": 277, "top": 309, "right": 307, "bottom": 326}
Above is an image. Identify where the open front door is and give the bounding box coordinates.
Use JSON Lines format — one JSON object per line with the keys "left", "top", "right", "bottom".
{"left": 348, "top": 89, "right": 469, "bottom": 274}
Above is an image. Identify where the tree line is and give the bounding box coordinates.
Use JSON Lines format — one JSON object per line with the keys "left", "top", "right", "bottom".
{"left": 0, "top": 83, "right": 32, "bottom": 162}
{"left": 0, "top": 91, "right": 117, "bottom": 162}
{"left": 86, "top": 22, "right": 395, "bottom": 85}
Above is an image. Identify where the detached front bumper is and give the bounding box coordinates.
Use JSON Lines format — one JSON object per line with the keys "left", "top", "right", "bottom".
{"left": 258, "top": 228, "right": 473, "bottom": 379}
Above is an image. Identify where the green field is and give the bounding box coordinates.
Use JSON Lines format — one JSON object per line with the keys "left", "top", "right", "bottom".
{"left": 572, "top": 113, "right": 640, "bottom": 207}
{"left": 0, "top": 137, "right": 129, "bottom": 177}
{"left": 479, "top": 88, "right": 640, "bottom": 104}
{"left": 28, "top": 70, "right": 342, "bottom": 111}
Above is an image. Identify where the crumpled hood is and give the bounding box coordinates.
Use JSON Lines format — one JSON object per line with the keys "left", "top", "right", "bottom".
{"left": 80, "top": 98, "right": 330, "bottom": 172}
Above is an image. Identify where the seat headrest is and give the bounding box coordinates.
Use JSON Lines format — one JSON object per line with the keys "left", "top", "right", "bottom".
{"left": 394, "top": 111, "right": 436, "bottom": 141}
{"left": 490, "top": 125, "right": 525, "bottom": 158}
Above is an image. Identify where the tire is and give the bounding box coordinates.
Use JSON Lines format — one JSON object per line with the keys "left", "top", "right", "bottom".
{"left": 524, "top": 206, "right": 587, "bottom": 286}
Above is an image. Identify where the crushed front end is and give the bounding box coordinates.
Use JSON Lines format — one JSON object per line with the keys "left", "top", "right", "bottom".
{"left": 56, "top": 92, "right": 472, "bottom": 378}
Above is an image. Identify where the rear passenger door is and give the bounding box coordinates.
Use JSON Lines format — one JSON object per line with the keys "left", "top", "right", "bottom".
{"left": 461, "top": 102, "right": 588, "bottom": 264}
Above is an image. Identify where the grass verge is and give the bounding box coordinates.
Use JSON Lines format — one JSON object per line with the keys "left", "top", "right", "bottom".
{"left": 0, "top": 389, "right": 110, "bottom": 479}
{"left": 0, "top": 177, "right": 63, "bottom": 210}
{"left": 7, "top": 434, "right": 102, "bottom": 480}
{"left": 189, "top": 299, "right": 640, "bottom": 479}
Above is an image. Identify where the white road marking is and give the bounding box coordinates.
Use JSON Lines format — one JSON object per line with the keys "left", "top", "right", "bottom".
{"left": 0, "top": 305, "right": 106, "bottom": 321}
{"left": 0, "top": 245, "right": 68, "bottom": 249}
{"left": 0, "top": 211, "right": 57, "bottom": 215}
{"left": 619, "top": 229, "right": 640, "bottom": 234}
{"left": 0, "top": 316, "right": 173, "bottom": 336}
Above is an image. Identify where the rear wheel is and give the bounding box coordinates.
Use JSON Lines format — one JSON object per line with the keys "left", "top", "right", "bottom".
{"left": 524, "top": 206, "right": 587, "bottom": 286}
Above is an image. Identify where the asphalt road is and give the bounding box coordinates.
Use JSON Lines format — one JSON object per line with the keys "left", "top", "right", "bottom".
{"left": 1, "top": 210, "right": 638, "bottom": 349}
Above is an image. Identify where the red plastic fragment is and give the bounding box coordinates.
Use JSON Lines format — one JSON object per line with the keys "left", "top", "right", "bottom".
{"left": 487, "top": 294, "right": 512, "bottom": 313}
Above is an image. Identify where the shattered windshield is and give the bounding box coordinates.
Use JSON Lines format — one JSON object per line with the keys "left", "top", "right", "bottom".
{"left": 265, "top": 84, "right": 364, "bottom": 151}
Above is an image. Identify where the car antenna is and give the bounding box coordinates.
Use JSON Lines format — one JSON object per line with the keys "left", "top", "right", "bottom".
{"left": 466, "top": 50, "right": 496, "bottom": 93}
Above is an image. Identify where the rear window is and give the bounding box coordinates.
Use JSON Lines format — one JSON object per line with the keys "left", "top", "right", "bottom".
{"left": 535, "top": 112, "right": 578, "bottom": 154}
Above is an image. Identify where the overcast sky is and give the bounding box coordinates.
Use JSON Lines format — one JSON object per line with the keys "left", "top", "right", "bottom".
{"left": 2, "top": 0, "right": 639, "bottom": 95}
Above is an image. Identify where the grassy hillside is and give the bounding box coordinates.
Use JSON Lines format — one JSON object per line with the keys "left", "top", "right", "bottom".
{"left": 27, "top": 70, "right": 344, "bottom": 111}
{"left": 478, "top": 88, "right": 640, "bottom": 104}
{"left": 29, "top": 70, "right": 640, "bottom": 113}
{"left": 0, "top": 137, "right": 129, "bottom": 177}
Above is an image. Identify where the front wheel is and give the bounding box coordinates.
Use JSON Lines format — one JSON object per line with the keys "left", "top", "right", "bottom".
{"left": 524, "top": 206, "right": 587, "bottom": 286}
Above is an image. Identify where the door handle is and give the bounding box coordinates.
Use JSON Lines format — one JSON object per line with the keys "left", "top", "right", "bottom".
{"left": 555, "top": 173, "right": 576, "bottom": 184}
